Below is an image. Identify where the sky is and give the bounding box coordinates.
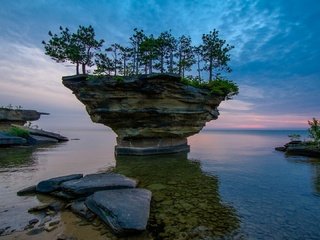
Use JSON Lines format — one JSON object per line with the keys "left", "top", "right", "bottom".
{"left": 0, "top": 0, "right": 319, "bottom": 130}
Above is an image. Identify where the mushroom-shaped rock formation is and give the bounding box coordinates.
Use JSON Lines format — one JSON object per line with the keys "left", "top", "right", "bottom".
{"left": 0, "top": 108, "right": 49, "bottom": 130}
{"left": 62, "top": 74, "right": 224, "bottom": 155}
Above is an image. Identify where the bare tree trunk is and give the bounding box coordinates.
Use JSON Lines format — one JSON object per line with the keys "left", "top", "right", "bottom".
{"left": 135, "top": 46, "right": 139, "bottom": 75}
{"left": 114, "top": 49, "right": 117, "bottom": 76}
{"left": 178, "top": 51, "right": 182, "bottom": 76}
{"left": 82, "top": 64, "right": 86, "bottom": 74}
{"left": 197, "top": 55, "right": 201, "bottom": 81}
{"left": 76, "top": 63, "right": 79, "bottom": 75}
{"left": 169, "top": 52, "right": 173, "bottom": 73}
{"left": 182, "top": 66, "right": 185, "bottom": 78}
{"left": 133, "top": 50, "right": 136, "bottom": 75}
{"left": 149, "top": 59, "right": 153, "bottom": 74}
{"left": 160, "top": 55, "right": 164, "bottom": 73}
{"left": 209, "top": 57, "right": 213, "bottom": 81}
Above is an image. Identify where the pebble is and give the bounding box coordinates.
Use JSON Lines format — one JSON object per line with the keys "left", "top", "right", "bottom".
{"left": 39, "top": 216, "right": 52, "bottom": 226}
{"left": 44, "top": 222, "right": 58, "bottom": 232}
{"left": 48, "top": 219, "right": 60, "bottom": 226}
{"left": 46, "top": 209, "right": 56, "bottom": 216}
{"left": 29, "top": 218, "right": 39, "bottom": 225}
{"left": 28, "top": 203, "right": 51, "bottom": 212}
{"left": 26, "top": 227, "right": 45, "bottom": 235}
{"left": 57, "top": 233, "right": 78, "bottom": 240}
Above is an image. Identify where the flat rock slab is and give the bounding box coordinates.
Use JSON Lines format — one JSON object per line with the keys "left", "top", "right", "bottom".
{"left": 12, "top": 124, "right": 68, "bottom": 142}
{"left": 36, "top": 174, "right": 83, "bottom": 193}
{"left": 27, "top": 134, "right": 59, "bottom": 145}
{"left": 61, "top": 173, "right": 137, "bottom": 197}
{"left": 85, "top": 189, "right": 152, "bottom": 235}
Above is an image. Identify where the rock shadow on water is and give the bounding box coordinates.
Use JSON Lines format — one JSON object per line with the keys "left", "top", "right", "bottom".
{"left": 115, "top": 153, "right": 240, "bottom": 240}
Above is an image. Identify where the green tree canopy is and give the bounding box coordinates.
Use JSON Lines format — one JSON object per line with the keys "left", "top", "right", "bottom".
{"left": 42, "top": 25, "right": 104, "bottom": 74}
{"left": 200, "top": 29, "right": 234, "bottom": 81}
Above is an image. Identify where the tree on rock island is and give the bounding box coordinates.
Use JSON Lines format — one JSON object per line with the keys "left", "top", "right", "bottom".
{"left": 42, "top": 25, "right": 104, "bottom": 75}
{"left": 43, "top": 25, "right": 238, "bottom": 99}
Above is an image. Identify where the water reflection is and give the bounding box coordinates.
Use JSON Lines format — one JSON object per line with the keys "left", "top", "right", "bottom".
{"left": 0, "top": 147, "right": 37, "bottom": 169}
{"left": 285, "top": 155, "right": 320, "bottom": 196}
{"left": 115, "top": 153, "right": 239, "bottom": 240}
{"left": 0, "top": 144, "right": 65, "bottom": 170}
{"left": 311, "top": 163, "right": 320, "bottom": 195}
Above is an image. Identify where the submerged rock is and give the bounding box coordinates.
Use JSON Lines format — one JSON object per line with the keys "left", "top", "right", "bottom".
{"left": 62, "top": 74, "right": 224, "bottom": 155}
{"left": 61, "top": 173, "right": 137, "bottom": 197}
{"left": 17, "top": 185, "right": 37, "bottom": 196}
{"left": 85, "top": 188, "right": 152, "bottom": 235}
{"left": 36, "top": 174, "right": 83, "bottom": 193}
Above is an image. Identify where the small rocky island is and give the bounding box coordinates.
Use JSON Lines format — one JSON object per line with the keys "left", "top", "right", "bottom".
{"left": 0, "top": 108, "right": 68, "bottom": 146}
{"left": 63, "top": 73, "right": 225, "bottom": 155}
{"left": 0, "top": 108, "right": 47, "bottom": 130}
{"left": 276, "top": 141, "right": 320, "bottom": 158}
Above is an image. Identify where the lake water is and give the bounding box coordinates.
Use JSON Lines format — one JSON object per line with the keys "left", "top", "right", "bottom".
{"left": 0, "top": 127, "right": 319, "bottom": 239}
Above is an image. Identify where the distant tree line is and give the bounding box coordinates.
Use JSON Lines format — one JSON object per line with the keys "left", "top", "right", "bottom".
{"left": 43, "top": 25, "right": 234, "bottom": 81}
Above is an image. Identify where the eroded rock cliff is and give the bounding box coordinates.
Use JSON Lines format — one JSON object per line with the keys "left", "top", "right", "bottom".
{"left": 62, "top": 74, "right": 224, "bottom": 155}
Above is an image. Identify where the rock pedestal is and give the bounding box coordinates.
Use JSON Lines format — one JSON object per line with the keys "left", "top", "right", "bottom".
{"left": 62, "top": 74, "right": 224, "bottom": 155}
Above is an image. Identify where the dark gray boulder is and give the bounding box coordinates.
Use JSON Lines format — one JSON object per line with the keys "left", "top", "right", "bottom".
{"left": 70, "top": 200, "right": 95, "bottom": 220}
{"left": 61, "top": 173, "right": 137, "bottom": 197}
{"left": 85, "top": 189, "right": 152, "bottom": 235}
{"left": 36, "top": 174, "right": 83, "bottom": 193}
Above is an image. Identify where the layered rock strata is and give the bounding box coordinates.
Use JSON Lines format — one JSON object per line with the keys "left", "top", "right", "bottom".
{"left": 0, "top": 108, "right": 48, "bottom": 129}
{"left": 62, "top": 74, "right": 224, "bottom": 155}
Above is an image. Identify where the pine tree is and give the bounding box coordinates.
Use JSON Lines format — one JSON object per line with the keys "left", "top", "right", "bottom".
{"left": 42, "top": 25, "right": 104, "bottom": 75}
{"left": 129, "top": 28, "right": 146, "bottom": 75}
{"left": 177, "top": 35, "right": 195, "bottom": 78}
{"left": 200, "top": 29, "right": 233, "bottom": 81}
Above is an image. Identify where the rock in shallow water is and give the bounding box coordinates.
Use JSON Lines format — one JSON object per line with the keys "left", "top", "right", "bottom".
{"left": 62, "top": 74, "right": 224, "bottom": 155}
{"left": 17, "top": 185, "right": 37, "bottom": 196}
{"left": 70, "top": 200, "right": 95, "bottom": 220}
{"left": 85, "top": 188, "right": 152, "bottom": 235}
{"left": 27, "top": 134, "right": 59, "bottom": 145}
{"left": 61, "top": 173, "right": 137, "bottom": 197}
{"left": 36, "top": 174, "right": 83, "bottom": 193}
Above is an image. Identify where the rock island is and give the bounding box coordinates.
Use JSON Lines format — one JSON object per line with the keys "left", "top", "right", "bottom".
{"left": 63, "top": 73, "right": 224, "bottom": 155}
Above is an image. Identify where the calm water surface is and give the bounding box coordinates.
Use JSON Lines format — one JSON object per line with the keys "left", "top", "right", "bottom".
{"left": 0, "top": 127, "right": 319, "bottom": 239}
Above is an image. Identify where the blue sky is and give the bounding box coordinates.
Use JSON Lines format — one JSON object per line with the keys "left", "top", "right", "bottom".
{"left": 0, "top": 0, "right": 319, "bottom": 129}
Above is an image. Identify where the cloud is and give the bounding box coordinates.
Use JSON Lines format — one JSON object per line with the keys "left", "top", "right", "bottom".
{"left": 0, "top": 0, "right": 319, "bottom": 130}
{"left": 0, "top": 40, "right": 83, "bottom": 113}
{"left": 219, "top": 100, "right": 253, "bottom": 112}
{"left": 207, "top": 111, "right": 310, "bottom": 130}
